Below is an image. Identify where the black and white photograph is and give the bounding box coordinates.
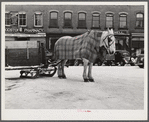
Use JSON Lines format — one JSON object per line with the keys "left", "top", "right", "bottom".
{"left": 1, "top": 1, "right": 148, "bottom": 120}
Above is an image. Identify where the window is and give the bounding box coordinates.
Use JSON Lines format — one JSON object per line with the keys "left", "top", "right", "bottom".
{"left": 18, "top": 12, "right": 27, "bottom": 26}
{"left": 49, "top": 11, "right": 58, "bottom": 28}
{"left": 92, "top": 13, "right": 100, "bottom": 28}
{"left": 64, "top": 12, "right": 72, "bottom": 28}
{"left": 119, "top": 13, "right": 127, "bottom": 29}
{"left": 106, "top": 13, "right": 114, "bottom": 28}
{"left": 78, "top": 12, "right": 86, "bottom": 28}
{"left": 34, "top": 12, "right": 43, "bottom": 27}
{"left": 5, "top": 12, "right": 11, "bottom": 26}
{"left": 5, "top": 11, "right": 27, "bottom": 26}
{"left": 136, "top": 13, "right": 144, "bottom": 28}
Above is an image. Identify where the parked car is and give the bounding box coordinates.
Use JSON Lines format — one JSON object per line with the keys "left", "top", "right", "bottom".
{"left": 114, "top": 50, "right": 135, "bottom": 66}
{"left": 136, "top": 48, "right": 144, "bottom": 68}
{"left": 136, "top": 54, "right": 144, "bottom": 68}
{"left": 104, "top": 54, "right": 115, "bottom": 66}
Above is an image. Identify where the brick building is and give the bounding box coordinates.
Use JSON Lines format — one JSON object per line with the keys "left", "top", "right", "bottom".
{"left": 5, "top": 4, "right": 144, "bottom": 66}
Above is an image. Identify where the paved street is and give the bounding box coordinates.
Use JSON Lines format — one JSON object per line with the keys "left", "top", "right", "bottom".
{"left": 5, "top": 66, "right": 144, "bottom": 109}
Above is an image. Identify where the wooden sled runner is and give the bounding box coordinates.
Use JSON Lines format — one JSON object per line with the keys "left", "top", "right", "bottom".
{"left": 6, "top": 64, "right": 57, "bottom": 79}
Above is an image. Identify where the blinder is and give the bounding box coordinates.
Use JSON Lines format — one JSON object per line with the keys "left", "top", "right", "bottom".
{"left": 102, "top": 34, "right": 115, "bottom": 54}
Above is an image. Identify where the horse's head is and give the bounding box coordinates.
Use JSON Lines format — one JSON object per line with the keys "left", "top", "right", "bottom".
{"left": 100, "top": 28, "right": 116, "bottom": 54}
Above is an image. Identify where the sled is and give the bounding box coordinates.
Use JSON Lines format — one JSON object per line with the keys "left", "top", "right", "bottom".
{"left": 5, "top": 64, "right": 57, "bottom": 78}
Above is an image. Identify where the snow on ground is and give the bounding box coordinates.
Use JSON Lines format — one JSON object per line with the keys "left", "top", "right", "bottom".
{"left": 5, "top": 66, "right": 144, "bottom": 109}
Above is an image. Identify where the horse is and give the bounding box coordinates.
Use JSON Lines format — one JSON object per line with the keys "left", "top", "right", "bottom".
{"left": 52, "top": 28, "right": 115, "bottom": 82}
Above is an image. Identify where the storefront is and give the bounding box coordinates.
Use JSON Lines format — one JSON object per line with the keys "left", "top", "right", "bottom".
{"left": 114, "top": 31, "right": 131, "bottom": 53}
{"left": 131, "top": 33, "right": 144, "bottom": 56}
{"left": 5, "top": 32, "right": 46, "bottom": 66}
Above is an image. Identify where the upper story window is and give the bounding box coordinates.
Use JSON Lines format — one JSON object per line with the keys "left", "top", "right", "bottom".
{"left": 119, "top": 13, "right": 127, "bottom": 29}
{"left": 34, "top": 12, "right": 43, "bottom": 27}
{"left": 106, "top": 13, "right": 114, "bottom": 28}
{"left": 5, "top": 12, "right": 11, "bottom": 26}
{"left": 64, "top": 12, "right": 72, "bottom": 28}
{"left": 78, "top": 12, "right": 86, "bottom": 28}
{"left": 18, "top": 12, "right": 27, "bottom": 27}
{"left": 49, "top": 11, "right": 58, "bottom": 28}
{"left": 136, "top": 13, "right": 144, "bottom": 28}
{"left": 5, "top": 11, "right": 27, "bottom": 27}
{"left": 92, "top": 13, "right": 100, "bottom": 29}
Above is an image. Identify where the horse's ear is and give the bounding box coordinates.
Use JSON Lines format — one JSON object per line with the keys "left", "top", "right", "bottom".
{"left": 107, "top": 28, "right": 114, "bottom": 34}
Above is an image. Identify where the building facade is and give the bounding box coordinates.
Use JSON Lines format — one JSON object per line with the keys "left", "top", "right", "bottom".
{"left": 5, "top": 5, "right": 144, "bottom": 66}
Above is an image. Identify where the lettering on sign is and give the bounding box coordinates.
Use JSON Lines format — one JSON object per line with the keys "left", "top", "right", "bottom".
{"left": 5, "top": 28, "right": 19, "bottom": 32}
{"left": 24, "top": 28, "right": 44, "bottom": 33}
{"left": 5, "top": 28, "right": 44, "bottom": 33}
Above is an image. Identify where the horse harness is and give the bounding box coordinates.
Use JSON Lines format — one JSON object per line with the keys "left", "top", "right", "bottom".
{"left": 87, "top": 31, "right": 115, "bottom": 54}
{"left": 102, "top": 34, "right": 115, "bottom": 54}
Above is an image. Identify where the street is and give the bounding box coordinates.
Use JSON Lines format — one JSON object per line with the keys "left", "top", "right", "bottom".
{"left": 5, "top": 66, "right": 144, "bottom": 109}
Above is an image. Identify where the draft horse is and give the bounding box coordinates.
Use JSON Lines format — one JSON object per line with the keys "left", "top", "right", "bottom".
{"left": 52, "top": 28, "right": 116, "bottom": 82}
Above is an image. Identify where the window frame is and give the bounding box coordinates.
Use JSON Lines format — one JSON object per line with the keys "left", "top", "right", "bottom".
{"left": 77, "top": 12, "right": 87, "bottom": 29}
{"left": 49, "top": 11, "right": 59, "bottom": 28}
{"left": 105, "top": 13, "right": 114, "bottom": 29}
{"left": 63, "top": 11, "right": 73, "bottom": 28}
{"left": 34, "top": 12, "right": 43, "bottom": 27}
{"left": 119, "top": 13, "right": 128, "bottom": 29}
{"left": 5, "top": 11, "right": 11, "bottom": 26}
{"left": 91, "top": 12, "right": 100, "bottom": 29}
{"left": 18, "top": 11, "right": 27, "bottom": 27}
{"left": 135, "top": 12, "right": 144, "bottom": 29}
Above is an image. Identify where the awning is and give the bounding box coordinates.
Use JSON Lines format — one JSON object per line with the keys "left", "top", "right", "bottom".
{"left": 5, "top": 33, "right": 46, "bottom": 37}
{"left": 131, "top": 33, "right": 144, "bottom": 38}
{"left": 132, "top": 37, "right": 144, "bottom": 41}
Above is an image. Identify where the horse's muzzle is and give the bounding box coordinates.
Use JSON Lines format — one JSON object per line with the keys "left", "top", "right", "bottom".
{"left": 109, "top": 50, "right": 115, "bottom": 54}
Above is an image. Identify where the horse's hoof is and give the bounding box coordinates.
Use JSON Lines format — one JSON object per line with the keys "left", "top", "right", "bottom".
{"left": 89, "top": 79, "right": 95, "bottom": 82}
{"left": 62, "top": 75, "right": 67, "bottom": 79}
{"left": 58, "top": 76, "right": 62, "bottom": 79}
{"left": 84, "top": 79, "right": 89, "bottom": 82}
{"left": 58, "top": 76, "right": 66, "bottom": 79}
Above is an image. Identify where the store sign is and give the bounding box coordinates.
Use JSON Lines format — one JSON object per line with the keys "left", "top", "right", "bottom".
{"left": 115, "top": 30, "right": 129, "bottom": 34}
{"left": 5, "top": 28, "right": 44, "bottom": 33}
{"left": 24, "top": 28, "right": 44, "bottom": 33}
{"left": 5, "top": 28, "right": 19, "bottom": 32}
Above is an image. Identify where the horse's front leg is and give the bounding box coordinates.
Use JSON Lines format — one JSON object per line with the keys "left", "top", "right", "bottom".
{"left": 88, "top": 62, "right": 94, "bottom": 82}
{"left": 83, "top": 58, "right": 89, "bottom": 82}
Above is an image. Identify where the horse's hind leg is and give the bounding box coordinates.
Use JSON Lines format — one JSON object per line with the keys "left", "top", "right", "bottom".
{"left": 61, "top": 60, "right": 67, "bottom": 78}
{"left": 57, "top": 60, "right": 63, "bottom": 78}
{"left": 57, "top": 60, "right": 67, "bottom": 79}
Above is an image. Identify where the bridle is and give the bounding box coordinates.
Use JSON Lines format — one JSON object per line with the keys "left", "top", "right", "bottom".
{"left": 86, "top": 30, "right": 115, "bottom": 54}
{"left": 102, "top": 34, "right": 115, "bottom": 54}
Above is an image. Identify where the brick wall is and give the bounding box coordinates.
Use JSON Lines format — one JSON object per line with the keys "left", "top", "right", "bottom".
{"left": 5, "top": 5, "right": 144, "bottom": 34}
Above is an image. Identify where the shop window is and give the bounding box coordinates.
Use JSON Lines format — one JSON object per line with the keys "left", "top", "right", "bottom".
{"left": 136, "top": 13, "right": 144, "bottom": 28}
{"left": 49, "top": 11, "right": 58, "bottom": 28}
{"left": 34, "top": 12, "right": 43, "bottom": 27}
{"left": 92, "top": 13, "right": 100, "bottom": 29}
{"left": 119, "top": 13, "right": 127, "bottom": 29}
{"left": 64, "top": 12, "right": 72, "bottom": 28}
{"left": 5, "top": 12, "right": 11, "bottom": 26}
{"left": 106, "top": 13, "right": 114, "bottom": 28}
{"left": 18, "top": 12, "right": 27, "bottom": 27}
{"left": 78, "top": 12, "right": 86, "bottom": 29}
